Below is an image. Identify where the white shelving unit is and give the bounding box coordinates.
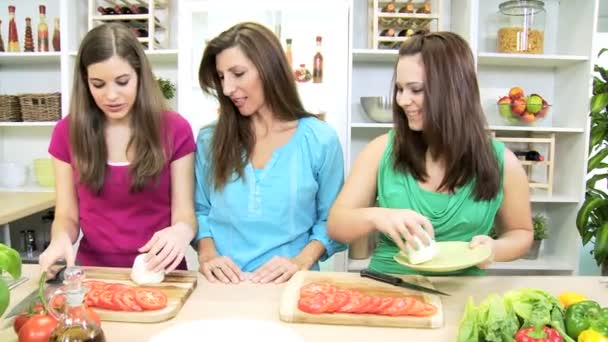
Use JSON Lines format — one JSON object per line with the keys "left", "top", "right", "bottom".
{"left": 345, "top": 0, "right": 598, "bottom": 275}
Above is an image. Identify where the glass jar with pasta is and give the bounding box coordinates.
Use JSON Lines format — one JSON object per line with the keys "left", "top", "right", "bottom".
{"left": 497, "top": 0, "right": 545, "bottom": 54}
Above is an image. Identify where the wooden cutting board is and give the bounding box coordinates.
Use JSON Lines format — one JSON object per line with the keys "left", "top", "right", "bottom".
{"left": 82, "top": 266, "right": 198, "bottom": 323}
{"left": 279, "top": 271, "right": 443, "bottom": 329}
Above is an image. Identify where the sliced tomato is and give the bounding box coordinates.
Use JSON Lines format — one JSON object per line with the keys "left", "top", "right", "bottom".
{"left": 357, "top": 295, "right": 382, "bottom": 314}
{"left": 120, "top": 289, "right": 143, "bottom": 311}
{"left": 103, "top": 283, "right": 131, "bottom": 292}
{"left": 98, "top": 290, "right": 120, "bottom": 310}
{"left": 324, "top": 290, "right": 350, "bottom": 313}
{"left": 51, "top": 295, "right": 66, "bottom": 309}
{"left": 298, "top": 292, "right": 332, "bottom": 314}
{"left": 299, "top": 283, "right": 336, "bottom": 298}
{"left": 85, "top": 288, "right": 103, "bottom": 307}
{"left": 134, "top": 288, "right": 168, "bottom": 310}
{"left": 380, "top": 297, "right": 415, "bottom": 316}
{"left": 83, "top": 280, "right": 107, "bottom": 290}
{"left": 408, "top": 302, "right": 438, "bottom": 317}
{"left": 337, "top": 291, "right": 366, "bottom": 313}
{"left": 368, "top": 296, "right": 394, "bottom": 314}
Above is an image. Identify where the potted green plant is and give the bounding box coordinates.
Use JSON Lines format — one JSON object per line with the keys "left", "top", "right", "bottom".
{"left": 156, "top": 77, "right": 176, "bottom": 100}
{"left": 576, "top": 48, "right": 608, "bottom": 276}
{"left": 0, "top": 243, "right": 22, "bottom": 316}
{"left": 522, "top": 214, "right": 547, "bottom": 260}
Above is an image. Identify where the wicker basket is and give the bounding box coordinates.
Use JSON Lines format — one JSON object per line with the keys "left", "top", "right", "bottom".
{"left": 19, "top": 93, "right": 61, "bottom": 122}
{"left": 0, "top": 95, "right": 22, "bottom": 122}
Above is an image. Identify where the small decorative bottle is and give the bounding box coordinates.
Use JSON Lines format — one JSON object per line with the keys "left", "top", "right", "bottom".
{"left": 52, "top": 17, "right": 60, "bottom": 52}
{"left": 0, "top": 20, "right": 5, "bottom": 52}
{"left": 312, "top": 36, "right": 323, "bottom": 83}
{"left": 7, "top": 5, "right": 19, "bottom": 52}
{"left": 37, "top": 5, "right": 49, "bottom": 52}
{"left": 47, "top": 267, "right": 106, "bottom": 342}
{"left": 23, "top": 17, "right": 34, "bottom": 52}
{"left": 285, "top": 38, "right": 293, "bottom": 69}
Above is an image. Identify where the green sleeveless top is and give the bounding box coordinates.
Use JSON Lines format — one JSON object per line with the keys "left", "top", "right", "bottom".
{"left": 369, "top": 130, "right": 505, "bottom": 276}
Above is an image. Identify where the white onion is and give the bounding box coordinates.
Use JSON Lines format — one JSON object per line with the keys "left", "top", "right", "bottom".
{"left": 131, "top": 254, "right": 165, "bottom": 285}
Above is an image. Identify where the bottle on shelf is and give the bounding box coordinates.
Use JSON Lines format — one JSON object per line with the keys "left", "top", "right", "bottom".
{"left": 7, "top": 5, "right": 19, "bottom": 52}
{"left": 312, "top": 36, "right": 323, "bottom": 84}
{"left": 130, "top": 5, "right": 149, "bottom": 14}
{"left": 131, "top": 27, "right": 149, "bottom": 38}
{"left": 381, "top": 1, "right": 396, "bottom": 13}
{"left": 52, "top": 17, "right": 60, "bottom": 52}
{"left": 0, "top": 19, "right": 4, "bottom": 52}
{"left": 114, "top": 5, "right": 133, "bottom": 15}
{"left": 37, "top": 5, "right": 49, "bottom": 52}
{"left": 514, "top": 150, "right": 545, "bottom": 161}
{"left": 285, "top": 38, "right": 293, "bottom": 69}
{"left": 380, "top": 28, "right": 397, "bottom": 37}
{"left": 48, "top": 267, "right": 106, "bottom": 342}
{"left": 399, "top": 0, "right": 416, "bottom": 13}
{"left": 398, "top": 28, "right": 415, "bottom": 37}
{"left": 97, "top": 6, "right": 117, "bottom": 15}
{"left": 417, "top": 0, "right": 432, "bottom": 14}
{"left": 23, "top": 17, "right": 34, "bottom": 52}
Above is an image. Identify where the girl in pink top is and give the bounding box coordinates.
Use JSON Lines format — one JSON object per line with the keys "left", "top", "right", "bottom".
{"left": 39, "top": 23, "right": 197, "bottom": 274}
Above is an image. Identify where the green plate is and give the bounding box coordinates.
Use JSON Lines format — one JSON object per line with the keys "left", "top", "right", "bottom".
{"left": 393, "top": 241, "right": 491, "bottom": 273}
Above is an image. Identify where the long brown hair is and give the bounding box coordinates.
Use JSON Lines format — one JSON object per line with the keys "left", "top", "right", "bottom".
{"left": 69, "top": 23, "right": 168, "bottom": 193}
{"left": 391, "top": 31, "right": 500, "bottom": 200}
{"left": 198, "top": 22, "right": 313, "bottom": 190}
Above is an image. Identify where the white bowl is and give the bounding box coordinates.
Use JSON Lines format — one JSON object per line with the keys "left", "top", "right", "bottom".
{"left": 360, "top": 96, "right": 393, "bottom": 123}
{"left": 0, "top": 162, "right": 27, "bottom": 188}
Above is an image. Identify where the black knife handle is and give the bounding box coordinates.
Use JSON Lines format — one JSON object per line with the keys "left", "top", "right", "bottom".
{"left": 360, "top": 269, "right": 401, "bottom": 285}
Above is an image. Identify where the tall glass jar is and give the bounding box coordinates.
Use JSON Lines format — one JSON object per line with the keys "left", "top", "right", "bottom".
{"left": 497, "top": 0, "right": 546, "bottom": 54}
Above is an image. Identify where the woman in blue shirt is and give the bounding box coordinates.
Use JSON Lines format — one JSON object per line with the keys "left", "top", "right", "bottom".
{"left": 195, "top": 22, "right": 346, "bottom": 284}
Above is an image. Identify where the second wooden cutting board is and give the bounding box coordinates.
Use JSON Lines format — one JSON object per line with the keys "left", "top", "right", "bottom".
{"left": 82, "top": 266, "right": 198, "bottom": 323}
{"left": 279, "top": 271, "right": 443, "bottom": 329}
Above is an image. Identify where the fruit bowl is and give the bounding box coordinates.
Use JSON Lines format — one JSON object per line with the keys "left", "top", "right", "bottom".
{"left": 497, "top": 88, "right": 551, "bottom": 125}
{"left": 360, "top": 96, "right": 393, "bottom": 123}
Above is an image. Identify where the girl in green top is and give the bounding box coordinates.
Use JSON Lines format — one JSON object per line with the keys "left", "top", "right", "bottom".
{"left": 327, "top": 31, "right": 533, "bottom": 275}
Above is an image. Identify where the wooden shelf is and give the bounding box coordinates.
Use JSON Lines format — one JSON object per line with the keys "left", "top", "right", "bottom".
{"left": 352, "top": 49, "right": 398, "bottom": 63}
{"left": 0, "top": 52, "right": 61, "bottom": 66}
{"left": 477, "top": 52, "right": 589, "bottom": 68}
{"left": 489, "top": 125, "right": 585, "bottom": 133}
{"left": 376, "top": 13, "right": 439, "bottom": 20}
{"left": 0, "top": 122, "right": 57, "bottom": 127}
{"left": 530, "top": 194, "right": 580, "bottom": 203}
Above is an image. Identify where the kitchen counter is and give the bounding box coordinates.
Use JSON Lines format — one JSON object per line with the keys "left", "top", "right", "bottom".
{"left": 0, "top": 192, "right": 55, "bottom": 226}
{"left": 2, "top": 265, "right": 607, "bottom": 341}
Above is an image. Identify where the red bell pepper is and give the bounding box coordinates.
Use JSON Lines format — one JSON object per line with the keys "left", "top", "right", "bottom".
{"left": 515, "top": 326, "right": 564, "bottom": 342}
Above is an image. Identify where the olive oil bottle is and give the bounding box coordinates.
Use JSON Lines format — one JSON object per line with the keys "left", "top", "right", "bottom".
{"left": 48, "top": 267, "right": 106, "bottom": 342}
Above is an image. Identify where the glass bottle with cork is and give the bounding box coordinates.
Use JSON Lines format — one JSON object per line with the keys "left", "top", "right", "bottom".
{"left": 285, "top": 38, "right": 293, "bottom": 69}
{"left": 312, "top": 36, "right": 323, "bottom": 83}
{"left": 47, "top": 267, "right": 106, "bottom": 342}
{"left": 7, "top": 5, "right": 19, "bottom": 52}
{"left": 52, "top": 17, "right": 60, "bottom": 52}
{"left": 37, "top": 5, "right": 49, "bottom": 52}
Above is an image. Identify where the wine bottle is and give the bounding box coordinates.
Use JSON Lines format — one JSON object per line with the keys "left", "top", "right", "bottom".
{"left": 312, "top": 36, "right": 323, "bottom": 84}
{"left": 97, "top": 6, "right": 117, "bottom": 15}
{"left": 380, "top": 28, "right": 396, "bottom": 37}
{"left": 514, "top": 150, "right": 544, "bottom": 161}
{"left": 114, "top": 5, "right": 132, "bottom": 15}
{"left": 130, "top": 5, "right": 149, "bottom": 14}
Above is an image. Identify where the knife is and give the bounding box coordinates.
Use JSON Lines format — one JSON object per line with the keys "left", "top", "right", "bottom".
{"left": 360, "top": 268, "right": 450, "bottom": 296}
{"left": 5, "top": 265, "right": 67, "bottom": 319}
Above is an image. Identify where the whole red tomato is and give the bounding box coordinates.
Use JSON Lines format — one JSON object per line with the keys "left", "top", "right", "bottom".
{"left": 13, "top": 304, "right": 45, "bottom": 334}
{"left": 18, "top": 313, "right": 58, "bottom": 342}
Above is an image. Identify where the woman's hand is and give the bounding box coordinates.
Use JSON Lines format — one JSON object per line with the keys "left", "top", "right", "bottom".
{"left": 469, "top": 235, "right": 496, "bottom": 269}
{"left": 39, "top": 233, "right": 75, "bottom": 275}
{"left": 138, "top": 222, "right": 194, "bottom": 273}
{"left": 199, "top": 255, "right": 245, "bottom": 284}
{"left": 373, "top": 208, "right": 434, "bottom": 252}
{"left": 250, "top": 256, "right": 302, "bottom": 284}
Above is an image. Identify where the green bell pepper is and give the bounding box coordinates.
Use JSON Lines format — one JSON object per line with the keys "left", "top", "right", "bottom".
{"left": 565, "top": 300, "right": 608, "bottom": 340}
{"left": 0, "top": 242, "right": 22, "bottom": 316}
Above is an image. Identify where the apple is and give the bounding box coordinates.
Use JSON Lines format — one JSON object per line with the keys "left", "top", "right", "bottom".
{"left": 526, "top": 94, "right": 543, "bottom": 114}
{"left": 509, "top": 87, "right": 525, "bottom": 100}
{"left": 537, "top": 98, "right": 549, "bottom": 118}
{"left": 521, "top": 112, "right": 536, "bottom": 123}
{"left": 497, "top": 96, "right": 513, "bottom": 118}
{"left": 511, "top": 97, "right": 527, "bottom": 115}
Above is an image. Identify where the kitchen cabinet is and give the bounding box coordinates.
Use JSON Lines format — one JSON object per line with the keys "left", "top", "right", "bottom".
{"left": 345, "top": 0, "right": 597, "bottom": 275}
